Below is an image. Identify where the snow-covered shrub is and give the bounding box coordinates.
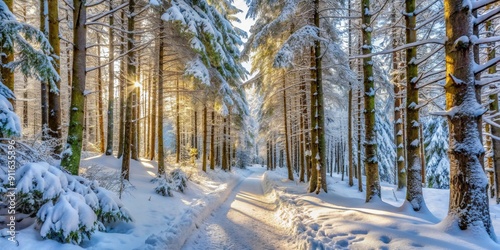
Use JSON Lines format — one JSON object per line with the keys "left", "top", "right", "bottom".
{"left": 152, "top": 177, "right": 174, "bottom": 197}
{"left": 170, "top": 169, "right": 188, "bottom": 192}
{"left": 94, "top": 187, "right": 132, "bottom": 224}
{"left": 152, "top": 169, "right": 189, "bottom": 196}
{"left": 236, "top": 149, "right": 251, "bottom": 169}
{"left": 423, "top": 117, "right": 450, "bottom": 189}
{"left": 7, "top": 162, "right": 132, "bottom": 244}
{"left": 37, "top": 193, "right": 98, "bottom": 244}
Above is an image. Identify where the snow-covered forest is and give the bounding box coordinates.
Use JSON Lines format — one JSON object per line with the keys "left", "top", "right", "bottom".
{"left": 1, "top": 0, "right": 500, "bottom": 249}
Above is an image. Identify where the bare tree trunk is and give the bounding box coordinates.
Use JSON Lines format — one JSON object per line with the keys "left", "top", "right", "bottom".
{"left": 176, "top": 78, "right": 181, "bottom": 163}
{"left": 444, "top": 0, "right": 494, "bottom": 239}
{"left": 362, "top": 0, "right": 380, "bottom": 202}
{"left": 117, "top": 0, "right": 126, "bottom": 158}
{"left": 194, "top": 110, "right": 198, "bottom": 159}
{"left": 121, "top": 0, "right": 137, "bottom": 181}
{"left": 210, "top": 109, "right": 215, "bottom": 170}
{"left": 97, "top": 35, "right": 105, "bottom": 153}
{"left": 404, "top": 0, "right": 424, "bottom": 210}
{"left": 357, "top": 87, "right": 363, "bottom": 192}
{"left": 392, "top": 1, "right": 406, "bottom": 190}
{"left": 157, "top": 23, "right": 165, "bottom": 174}
{"left": 282, "top": 73, "right": 294, "bottom": 180}
{"left": 484, "top": 5, "right": 500, "bottom": 203}
{"left": 60, "top": 0, "right": 87, "bottom": 175}
{"left": 222, "top": 117, "right": 228, "bottom": 171}
{"left": 48, "top": 0, "right": 62, "bottom": 153}
{"left": 105, "top": 2, "right": 115, "bottom": 156}
{"left": 202, "top": 104, "right": 208, "bottom": 172}
{"left": 40, "top": 0, "right": 49, "bottom": 139}
{"left": 299, "top": 81, "right": 306, "bottom": 182}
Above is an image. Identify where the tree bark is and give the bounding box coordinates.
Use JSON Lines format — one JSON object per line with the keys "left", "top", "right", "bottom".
{"left": 157, "top": 23, "right": 165, "bottom": 174}
{"left": 405, "top": 0, "right": 425, "bottom": 211}
{"left": 40, "top": 0, "right": 49, "bottom": 139}
{"left": 105, "top": 3, "right": 115, "bottom": 156}
{"left": 283, "top": 73, "right": 294, "bottom": 180}
{"left": 121, "top": 0, "right": 137, "bottom": 181}
{"left": 48, "top": 0, "right": 62, "bottom": 152}
{"left": 60, "top": 0, "right": 86, "bottom": 175}
{"left": 210, "top": 109, "right": 215, "bottom": 170}
{"left": 362, "top": 0, "right": 380, "bottom": 202}
{"left": 117, "top": 0, "right": 126, "bottom": 158}
{"left": 176, "top": 78, "right": 181, "bottom": 163}
{"left": 202, "top": 104, "right": 208, "bottom": 172}
{"left": 357, "top": 87, "right": 363, "bottom": 192}
{"left": 222, "top": 117, "right": 228, "bottom": 171}
{"left": 444, "top": 0, "right": 494, "bottom": 239}
{"left": 97, "top": 34, "right": 105, "bottom": 153}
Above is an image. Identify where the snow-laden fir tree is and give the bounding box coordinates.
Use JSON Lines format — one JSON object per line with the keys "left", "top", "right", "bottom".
{"left": 423, "top": 116, "right": 449, "bottom": 189}
{"left": 376, "top": 100, "right": 396, "bottom": 184}
{"left": 0, "top": 0, "right": 59, "bottom": 137}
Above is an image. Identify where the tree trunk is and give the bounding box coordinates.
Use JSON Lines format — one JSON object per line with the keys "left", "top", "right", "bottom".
{"left": 299, "top": 88, "right": 306, "bottom": 182}
{"left": 484, "top": 5, "right": 500, "bottom": 203}
{"left": 357, "top": 87, "right": 363, "bottom": 192}
{"left": 392, "top": 1, "right": 406, "bottom": 190}
{"left": 176, "top": 78, "right": 181, "bottom": 163}
{"left": 97, "top": 35, "right": 105, "bottom": 153}
{"left": 222, "top": 117, "right": 228, "bottom": 171}
{"left": 404, "top": 0, "right": 424, "bottom": 210}
{"left": 362, "top": 0, "right": 380, "bottom": 202}
{"left": 202, "top": 104, "right": 208, "bottom": 172}
{"left": 48, "top": 0, "right": 62, "bottom": 152}
{"left": 105, "top": 3, "right": 115, "bottom": 156}
{"left": 149, "top": 70, "right": 157, "bottom": 161}
{"left": 157, "top": 23, "right": 165, "bottom": 174}
{"left": 40, "top": 0, "right": 49, "bottom": 139}
{"left": 444, "top": 0, "right": 494, "bottom": 239}
{"left": 281, "top": 73, "right": 294, "bottom": 180}
{"left": 60, "top": 0, "right": 86, "bottom": 175}
{"left": 117, "top": 0, "right": 126, "bottom": 158}
{"left": 121, "top": 0, "right": 137, "bottom": 181}
{"left": 195, "top": 110, "right": 199, "bottom": 159}
{"left": 348, "top": 86, "right": 354, "bottom": 186}
{"left": 210, "top": 109, "right": 215, "bottom": 170}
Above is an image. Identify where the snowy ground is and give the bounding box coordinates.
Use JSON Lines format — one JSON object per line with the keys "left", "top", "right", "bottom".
{"left": 183, "top": 166, "right": 295, "bottom": 250}
{"left": 4, "top": 160, "right": 500, "bottom": 250}
{"left": 0, "top": 155, "right": 248, "bottom": 250}
{"left": 263, "top": 166, "right": 500, "bottom": 250}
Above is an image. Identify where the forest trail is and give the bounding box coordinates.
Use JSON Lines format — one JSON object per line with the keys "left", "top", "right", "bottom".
{"left": 182, "top": 166, "right": 294, "bottom": 250}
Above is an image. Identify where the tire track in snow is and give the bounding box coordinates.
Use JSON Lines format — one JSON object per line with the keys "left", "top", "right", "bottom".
{"left": 182, "top": 167, "right": 294, "bottom": 250}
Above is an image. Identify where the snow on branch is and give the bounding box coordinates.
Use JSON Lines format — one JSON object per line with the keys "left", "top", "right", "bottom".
{"left": 184, "top": 57, "right": 211, "bottom": 86}
{"left": 474, "top": 6, "right": 500, "bottom": 25}
{"left": 470, "top": 35, "right": 500, "bottom": 45}
{"left": 476, "top": 76, "right": 500, "bottom": 86}
{"left": 350, "top": 39, "right": 445, "bottom": 59}
{"left": 252, "top": 0, "right": 300, "bottom": 47}
{"left": 86, "top": 2, "right": 128, "bottom": 23}
{"left": 274, "top": 25, "right": 326, "bottom": 68}
{"left": 472, "top": 0, "right": 500, "bottom": 11}
{"left": 474, "top": 56, "right": 500, "bottom": 75}
{"left": 414, "top": 0, "right": 441, "bottom": 16}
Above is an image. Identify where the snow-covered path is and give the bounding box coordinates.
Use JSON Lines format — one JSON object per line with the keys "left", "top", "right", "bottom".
{"left": 182, "top": 167, "right": 294, "bottom": 250}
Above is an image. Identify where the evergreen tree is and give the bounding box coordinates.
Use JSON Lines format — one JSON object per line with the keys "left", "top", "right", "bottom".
{"left": 0, "top": 0, "right": 59, "bottom": 137}
{"left": 423, "top": 116, "right": 449, "bottom": 189}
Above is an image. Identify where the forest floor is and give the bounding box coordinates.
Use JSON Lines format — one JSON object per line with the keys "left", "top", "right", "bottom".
{"left": 0, "top": 155, "right": 249, "bottom": 250}
{"left": 182, "top": 167, "right": 295, "bottom": 250}
{"left": 263, "top": 167, "right": 500, "bottom": 250}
